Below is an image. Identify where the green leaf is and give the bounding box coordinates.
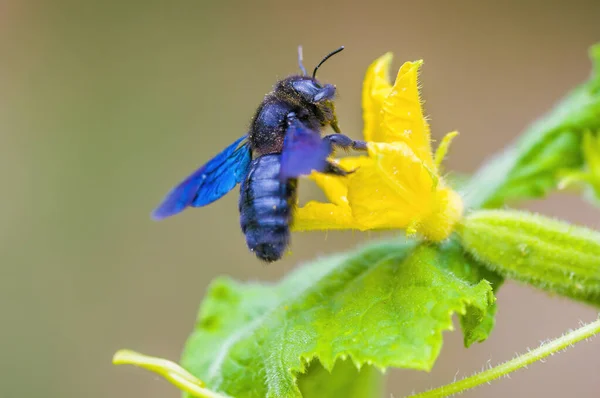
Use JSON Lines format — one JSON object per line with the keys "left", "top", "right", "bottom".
{"left": 463, "top": 43, "right": 600, "bottom": 209}
{"left": 457, "top": 209, "right": 600, "bottom": 305}
{"left": 180, "top": 241, "right": 495, "bottom": 398}
{"left": 558, "top": 131, "right": 600, "bottom": 205}
{"left": 297, "top": 360, "right": 383, "bottom": 398}
{"left": 437, "top": 241, "right": 504, "bottom": 347}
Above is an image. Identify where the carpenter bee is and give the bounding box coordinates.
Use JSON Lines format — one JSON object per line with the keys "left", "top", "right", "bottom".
{"left": 153, "top": 46, "right": 366, "bottom": 262}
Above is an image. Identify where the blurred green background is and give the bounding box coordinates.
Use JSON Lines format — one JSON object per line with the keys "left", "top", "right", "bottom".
{"left": 2, "top": 1, "right": 600, "bottom": 397}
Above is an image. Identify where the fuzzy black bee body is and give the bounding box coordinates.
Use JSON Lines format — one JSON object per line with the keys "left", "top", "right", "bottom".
{"left": 239, "top": 154, "right": 297, "bottom": 261}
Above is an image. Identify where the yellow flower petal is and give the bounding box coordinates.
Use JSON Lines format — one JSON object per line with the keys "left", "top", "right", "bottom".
{"left": 292, "top": 200, "right": 355, "bottom": 231}
{"left": 346, "top": 143, "right": 419, "bottom": 229}
{"left": 362, "top": 52, "right": 393, "bottom": 142}
{"left": 306, "top": 171, "right": 349, "bottom": 206}
{"left": 356, "top": 142, "right": 462, "bottom": 240}
{"left": 293, "top": 158, "right": 368, "bottom": 231}
{"left": 381, "top": 60, "right": 434, "bottom": 167}
{"left": 348, "top": 142, "right": 436, "bottom": 229}
{"left": 302, "top": 156, "right": 371, "bottom": 207}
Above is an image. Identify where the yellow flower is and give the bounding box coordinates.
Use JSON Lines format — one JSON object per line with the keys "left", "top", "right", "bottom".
{"left": 293, "top": 54, "right": 464, "bottom": 242}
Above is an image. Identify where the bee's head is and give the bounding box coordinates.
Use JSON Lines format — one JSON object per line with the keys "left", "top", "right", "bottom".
{"left": 281, "top": 76, "right": 337, "bottom": 104}
{"left": 276, "top": 46, "right": 345, "bottom": 128}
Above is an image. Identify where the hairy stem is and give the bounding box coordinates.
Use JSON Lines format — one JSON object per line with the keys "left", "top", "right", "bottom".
{"left": 410, "top": 316, "right": 600, "bottom": 398}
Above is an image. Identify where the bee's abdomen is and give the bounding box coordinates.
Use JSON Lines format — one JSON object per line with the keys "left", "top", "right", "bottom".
{"left": 239, "top": 154, "right": 296, "bottom": 262}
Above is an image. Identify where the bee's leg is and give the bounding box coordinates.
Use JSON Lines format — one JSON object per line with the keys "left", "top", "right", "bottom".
{"left": 323, "top": 134, "right": 367, "bottom": 152}
{"left": 331, "top": 118, "right": 342, "bottom": 134}
{"left": 323, "top": 160, "right": 354, "bottom": 176}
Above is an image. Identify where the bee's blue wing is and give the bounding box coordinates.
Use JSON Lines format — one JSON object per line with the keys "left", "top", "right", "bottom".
{"left": 152, "top": 135, "right": 252, "bottom": 220}
{"left": 279, "top": 118, "right": 332, "bottom": 180}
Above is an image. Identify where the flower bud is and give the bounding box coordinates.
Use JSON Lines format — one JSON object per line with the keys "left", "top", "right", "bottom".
{"left": 457, "top": 209, "right": 600, "bottom": 304}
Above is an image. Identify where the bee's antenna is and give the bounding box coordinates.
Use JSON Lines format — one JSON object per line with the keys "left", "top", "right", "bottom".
{"left": 312, "top": 46, "right": 344, "bottom": 79}
{"left": 297, "top": 46, "right": 307, "bottom": 76}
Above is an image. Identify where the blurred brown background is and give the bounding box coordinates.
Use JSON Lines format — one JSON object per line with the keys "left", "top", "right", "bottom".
{"left": 2, "top": 1, "right": 600, "bottom": 397}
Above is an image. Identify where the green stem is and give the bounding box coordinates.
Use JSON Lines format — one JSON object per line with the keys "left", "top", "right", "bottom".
{"left": 112, "top": 349, "right": 230, "bottom": 398}
{"left": 410, "top": 316, "right": 600, "bottom": 398}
